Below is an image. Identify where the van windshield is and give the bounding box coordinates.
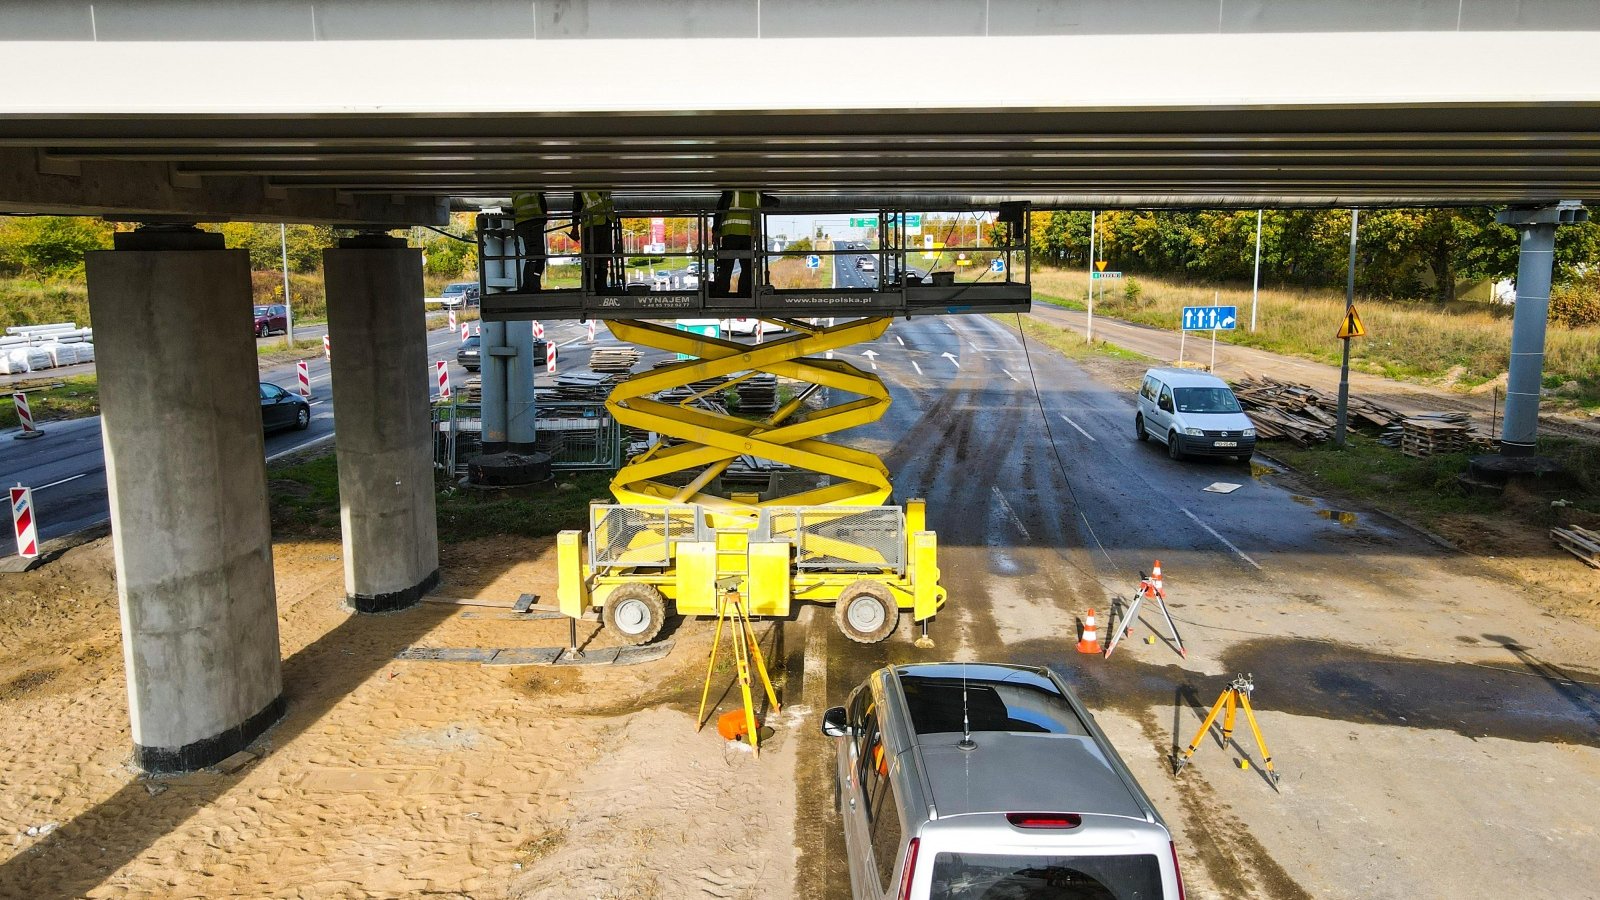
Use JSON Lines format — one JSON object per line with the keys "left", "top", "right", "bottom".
{"left": 930, "top": 852, "right": 1164, "bottom": 899}
{"left": 1173, "top": 387, "right": 1241, "bottom": 414}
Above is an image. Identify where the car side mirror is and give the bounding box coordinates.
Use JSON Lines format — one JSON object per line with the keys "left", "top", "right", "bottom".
{"left": 1159, "top": 398, "right": 1173, "bottom": 412}
{"left": 822, "top": 706, "right": 851, "bottom": 738}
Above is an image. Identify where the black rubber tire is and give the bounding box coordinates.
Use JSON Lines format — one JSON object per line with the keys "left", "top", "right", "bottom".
{"left": 294, "top": 405, "right": 311, "bottom": 430}
{"left": 602, "top": 582, "right": 668, "bottom": 645}
{"left": 255, "top": 324, "right": 267, "bottom": 338}
{"left": 1135, "top": 414, "right": 1148, "bottom": 442}
{"left": 1167, "top": 431, "right": 1185, "bottom": 461}
{"left": 834, "top": 581, "right": 899, "bottom": 644}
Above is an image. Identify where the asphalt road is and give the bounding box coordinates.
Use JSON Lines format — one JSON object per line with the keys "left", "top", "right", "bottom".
{"left": 795, "top": 312, "right": 1600, "bottom": 898}
{"left": 0, "top": 319, "right": 534, "bottom": 556}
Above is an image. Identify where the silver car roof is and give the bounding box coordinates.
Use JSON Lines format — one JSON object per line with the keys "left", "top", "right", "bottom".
{"left": 885, "top": 663, "right": 1156, "bottom": 823}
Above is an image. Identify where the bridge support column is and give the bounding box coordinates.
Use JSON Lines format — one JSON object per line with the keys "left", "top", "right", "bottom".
{"left": 324, "top": 234, "right": 439, "bottom": 612}
{"left": 86, "top": 226, "right": 284, "bottom": 773}
{"left": 1496, "top": 202, "right": 1589, "bottom": 456}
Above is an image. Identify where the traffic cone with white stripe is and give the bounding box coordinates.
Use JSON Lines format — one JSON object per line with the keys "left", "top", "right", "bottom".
{"left": 1077, "top": 608, "right": 1101, "bottom": 654}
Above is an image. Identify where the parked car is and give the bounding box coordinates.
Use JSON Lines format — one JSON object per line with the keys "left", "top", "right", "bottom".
{"left": 1135, "top": 368, "right": 1256, "bottom": 462}
{"left": 253, "top": 304, "right": 287, "bottom": 338}
{"left": 434, "top": 281, "right": 478, "bottom": 309}
{"left": 823, "top": 662, "right": 1186, "bottom": 900}
{"left": 259, "top": 381, "right": 310, "bottom": 432}
{"left": 720, "top": 317, "right": 783, "bottom": 337}
{"left": 456, "top": 334, "right": 547, "bottom": 373}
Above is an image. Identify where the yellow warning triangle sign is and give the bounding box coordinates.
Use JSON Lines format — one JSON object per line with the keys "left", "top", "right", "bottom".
{"left": 1096, "top": 260, "right": 1108, "bottom": 272}
{"left": 1337, "top": 305, "right": 1366, "bottom": 339}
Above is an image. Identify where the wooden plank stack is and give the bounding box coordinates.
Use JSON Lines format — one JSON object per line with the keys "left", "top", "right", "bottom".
{"left": 1398, "top": 415, "right": 1470, "bottom": 458}
{"left": 1551, "top": 525, "right": 1600, "bottom": 568}
{"left": 589, "top": 346, "right": 641, "bottom": 373}
{"left": 1230, "top": 375, "right": 1403, "bottom": 447}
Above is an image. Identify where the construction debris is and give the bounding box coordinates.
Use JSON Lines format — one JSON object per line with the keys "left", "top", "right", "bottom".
{"left": 1231, "top": 374, "right": 1492, "bottom": 455}
{"left": 1551, "top": 525, "right": 1600, "bottom": 568}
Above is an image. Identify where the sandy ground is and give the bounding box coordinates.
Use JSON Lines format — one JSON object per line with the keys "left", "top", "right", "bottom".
{"left": 0, "top": 534, "right": 797, "bottom": 899}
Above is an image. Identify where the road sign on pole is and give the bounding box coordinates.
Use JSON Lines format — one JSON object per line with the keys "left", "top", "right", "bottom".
{"left": 1336, "top": 305, "right": 1366, "bottom": 339}
{"left": 990, "top": 257, "right": 1005, "bottom": 273}
{"left": 1180, "top": 306, "right": 1239, "bottom": 331}
{"left": 1090, "top": 271, "right": 1123, "bottom": 279}
{"left": 805, "top": 255, "right": 821, "bottom": 269}
{"left": 10, "top": 485, "right": 37, "bottom": 559}
{"left": 1334, "top": 209, "right": 1360, "bottom": 449}
{"left": 848, "top": 217, "right": 879, "bottom": 228}
{"left": 532, "top": 320, "right": 545, "bottom": 340}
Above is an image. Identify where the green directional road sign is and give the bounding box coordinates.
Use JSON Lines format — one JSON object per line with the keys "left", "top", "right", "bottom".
{"left": 849, "top": 217, "right": 879, "bottom": 228}
{"left": 1090, "top": 271, "right": 1124, "bottom": 279}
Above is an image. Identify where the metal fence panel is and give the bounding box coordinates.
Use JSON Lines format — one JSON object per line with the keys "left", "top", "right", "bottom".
{"left": 590, "top": 504, "right": 703, "bottom": 569}
{"left": 761, "top": 506, "right": 904, "bottom": 573}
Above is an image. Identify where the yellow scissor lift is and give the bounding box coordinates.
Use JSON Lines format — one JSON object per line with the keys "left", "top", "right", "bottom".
{"left": 476, "top": 203, "right": 1032, "bottom": 646}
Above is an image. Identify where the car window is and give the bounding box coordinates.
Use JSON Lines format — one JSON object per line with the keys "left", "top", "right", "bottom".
{"left": 1140, "top": 377, "right": 1156, "bottom": 401}
{"left": 260, "top": 383, "right": 285, "bottom": 400}
{"left": 462, "top": 335, "right": 479, "bottom": 348}
{"left": 1158, "top": 385, "right": 1173, "bottom": 409}
{"left": 253, "top": 306, "right": 269, "bottom": 316}
{"left": 1174, "top": 387, "right": 1242, "bottom": 414}
{"left": 899, "top": 675, "right": 1089, "bottom": 736}
{"left": 929, "top": 852, "right": 1164, "bottom": 900}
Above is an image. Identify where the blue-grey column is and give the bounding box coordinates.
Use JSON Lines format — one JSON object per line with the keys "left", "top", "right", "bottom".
{"left": 505, "top": 321, "right": 538, "bottom": 453}
{"left": 1496, "top": 202, "right": 1589, "bottom": 456}
{"left": 480, "top": 320, "right": 509, "bottom": 454}
{"left": 323, "top": 234, "right": 439, "bottom": 611}
{"left": 86, "top": 226, "right": 284, "bottom": 773}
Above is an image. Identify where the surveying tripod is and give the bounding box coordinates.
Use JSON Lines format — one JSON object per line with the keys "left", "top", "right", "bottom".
{"left": 1104, "top": 564, "right": 1185, "bottom": 659}
{"left": 1174, "top": 673, "right": 1281, "bottom": 792}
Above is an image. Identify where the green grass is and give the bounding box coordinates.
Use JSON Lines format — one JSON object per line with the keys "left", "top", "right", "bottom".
{"left": 0, "top": 375, "right": 98, "bottom": 428}
{"left": 0, "top": 278, "right": 91, "bottom": 330}
{"left": 268, "top": 452, "right": 613, "bottom": 541}
{"left": 1029, "top": 267, "right": 1600, "bottom": 410}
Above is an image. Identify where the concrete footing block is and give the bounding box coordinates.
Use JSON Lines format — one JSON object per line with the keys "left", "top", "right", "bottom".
{"left": 134, "top": 694, "right": 285, "bottom": 775}
{"left": 349, "top": 568, "right": 440, "bottom": 614}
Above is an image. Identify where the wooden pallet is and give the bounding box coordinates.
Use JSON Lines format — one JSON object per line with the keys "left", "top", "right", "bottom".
{"left": 1551, "top": 525, "right": 1600, "bottom": 569}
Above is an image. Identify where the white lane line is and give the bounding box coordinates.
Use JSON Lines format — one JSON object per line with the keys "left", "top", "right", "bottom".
{"left": 35, "top": 473, "right": 88, "bottom": 491}
{"left": 266, "top": 432, "right": 336, "bottom": 464}
{"left": 911, "top": 360, "right": 923, "bottom": 376}
{"left": 558, "top": 337, "right": 583, "bottom": 348}
{"left": 1059, "top": 413, "right": 1097, "bottom": 442}
{"left": 895, "top": 335, "right": 905, "bottom": 347}
{"left": 308, "top": 399, "right": 326, "bottom": 406}
{"left": 992, "top": 486, "right": 1032, "bottom": 541}
{"left": 1179, "top": 507, "right": 1262, "bottom": 570}
{"left": 969, "top": 341, "right": 980, "bottom": 351}
{"left": 1001, "top": 368, "right": 1020, "bottom": 383}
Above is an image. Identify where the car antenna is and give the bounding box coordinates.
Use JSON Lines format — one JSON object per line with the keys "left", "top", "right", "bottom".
{"left": 958, "top": 662, "right": 976, "bottom": 751}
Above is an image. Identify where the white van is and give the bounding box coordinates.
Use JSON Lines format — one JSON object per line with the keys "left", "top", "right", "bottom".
{"left": 823, "top": 663, "right": 1186, "bottom": 899}
{"left": 1135, "top": 368, "right": 1256, "bottom": 462}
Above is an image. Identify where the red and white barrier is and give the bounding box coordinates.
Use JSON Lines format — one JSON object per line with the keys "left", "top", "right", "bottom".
{"left": 10, "top": 485, "right": 37, "bottom": 559}
{"left": 11, "top": 392, "right": 41, "bottom": 437}
{"left": 461, "top": 322, "right": 470, "bottom": 342}
{"left": 448, "top": 309, "right": 457, "bottom": 331}
{"left": 435, "top": 360, "right": 451, "bottom": 400}
{"left": 546, "top": 342, "right": 557, "bottom": 375}
{"left": 296, "top": 360, "right": 310, "bottom": 398}
{"left": 532, "top": 320, "right": 545, "bottom": 340}
{"left": 586, "top": 321, "right": 597, "bottom": 343}
{"left": 322, "top": 334, "right": 331, "bottom": 360}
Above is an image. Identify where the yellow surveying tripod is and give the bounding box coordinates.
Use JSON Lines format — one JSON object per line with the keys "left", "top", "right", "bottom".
{"left": 1174, "top": 673, "right": 1281, "bottom": 792}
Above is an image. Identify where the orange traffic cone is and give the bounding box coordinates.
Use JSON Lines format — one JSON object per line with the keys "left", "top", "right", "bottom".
{"left": 1150, "top": 560, "right": 1164, "bottom": 597}
{"left": 1077, "top": 608, "right": 1101, "bottom": 654}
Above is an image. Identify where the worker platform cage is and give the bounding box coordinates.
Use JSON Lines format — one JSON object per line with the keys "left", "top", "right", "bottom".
{"left": 475, "top": 205, "right": 1033, "bottom": 322}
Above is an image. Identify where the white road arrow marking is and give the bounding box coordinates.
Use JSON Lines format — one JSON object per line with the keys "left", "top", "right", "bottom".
{"left": 941, "top": 352, "right": 961, "bottom": 370}
{"left": 895, "top": 335, "right": 905, "bottom": 347}
{"left": 911, "top": 359, "right": 923, "bottom": 375}
{"left": 1001, "top": 368, "right": 1020, "bottom": 383}
{"left": 862, "top": 349, "right": 879, "bottom": 370}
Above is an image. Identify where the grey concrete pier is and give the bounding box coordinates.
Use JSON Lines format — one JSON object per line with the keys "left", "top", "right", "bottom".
{"left": 323, "top": 234, "right": 440, "bottom": 612}
{"left": 86, "top": 226, "right": 285, "bottom": 773}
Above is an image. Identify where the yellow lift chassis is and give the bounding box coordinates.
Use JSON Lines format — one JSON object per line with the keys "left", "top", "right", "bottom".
{"left": 556, "top": 316, "right": 947, "bottom": 646}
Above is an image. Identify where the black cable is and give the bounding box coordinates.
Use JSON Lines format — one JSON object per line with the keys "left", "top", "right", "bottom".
{"left": 420, "top": 225, "right": 476, "bottom": 244}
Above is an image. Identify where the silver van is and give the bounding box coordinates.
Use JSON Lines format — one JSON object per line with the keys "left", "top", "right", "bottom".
{"left": 822, "top": 662, "right": 1185, "bottom": 899}
{"left": 1135, "top": 368, "right": 1256, "bottom": 462}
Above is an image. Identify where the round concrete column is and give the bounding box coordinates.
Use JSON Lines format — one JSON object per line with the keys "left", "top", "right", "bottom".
{"left": 323, "top": 235, "right": 440, "bottom": 612}
{"left": 86, "top": 228, "right": 285, "bottom": 773}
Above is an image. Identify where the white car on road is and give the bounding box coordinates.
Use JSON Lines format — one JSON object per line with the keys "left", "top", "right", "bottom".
{"left": 720, "top": 317, "right": 784, "bottom": 337}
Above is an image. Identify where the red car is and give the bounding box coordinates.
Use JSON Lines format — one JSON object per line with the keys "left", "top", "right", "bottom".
{"left": 253, "top": 304, "right": 287, "bottom": 338}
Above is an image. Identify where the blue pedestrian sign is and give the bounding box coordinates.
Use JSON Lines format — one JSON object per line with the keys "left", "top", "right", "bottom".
{"left": 1181, "top": 306, "right": 1238, "bottom": 331}
{"left": 990, "top": 258, "right": 1005, "bottom": 273}
{"left": 805, "top": 255, "right": 821, "bottom": 269}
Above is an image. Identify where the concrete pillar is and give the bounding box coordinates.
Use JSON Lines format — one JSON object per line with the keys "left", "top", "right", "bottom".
{"left": 86, "top": 226, "right": 284, "bottom": 773}
{"left": 323, "top": 234, "right": 439, "bottom": 612}
{"left": 505, "top": 321, "right": 538, "bottom": 452}
{"left": 1495, "top": 202, "right": 1589, "bottom": 456}
{"left": 479, "top": 320, "right": 509, "bottom": 454}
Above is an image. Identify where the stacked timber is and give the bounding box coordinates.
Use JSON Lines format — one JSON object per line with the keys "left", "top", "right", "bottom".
{"left": 737, "top": 374, "right": 779, "bottom": 416}
{"left": 1551, "top": 525, "right": 1600, "bottom": 568}
{"left": 1230, "top": 375, "right": 1403, "bottom": 446}
{"left": 589, "top": 345, "right": 641, "bottom": 374}
{"left": 1398, "top": 416, "right": 1470, "bottom": 458}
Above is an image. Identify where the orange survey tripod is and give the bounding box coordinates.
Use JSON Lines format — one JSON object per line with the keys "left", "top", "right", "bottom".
{"left": 1174, "top": 673, "right": 1281, "bottom": 792}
